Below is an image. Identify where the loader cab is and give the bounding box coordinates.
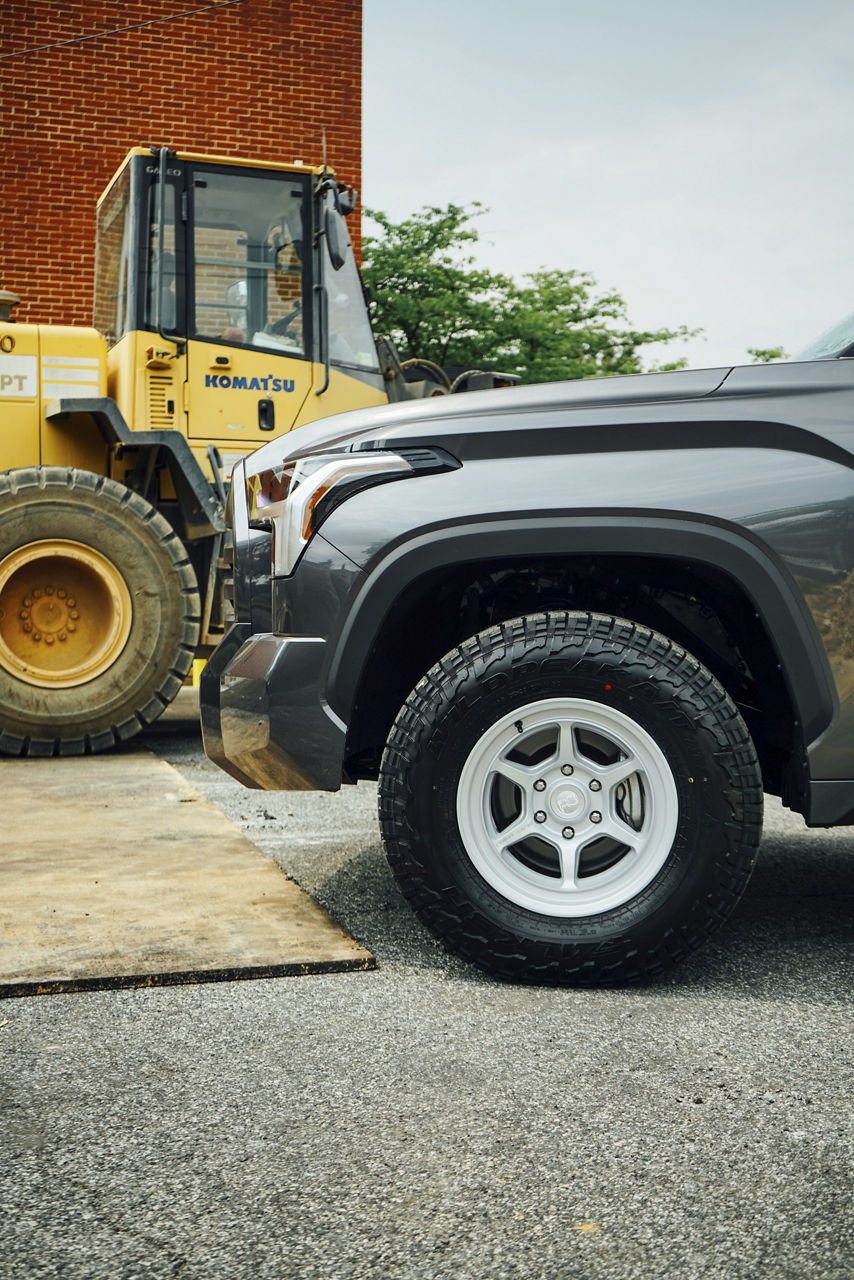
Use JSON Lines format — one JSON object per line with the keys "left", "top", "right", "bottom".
{"left": 94, "top": 148, "right": 386, "bottom": 462}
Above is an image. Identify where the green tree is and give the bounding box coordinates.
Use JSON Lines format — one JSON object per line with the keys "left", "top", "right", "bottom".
{"left": 362, "top": 202, "right": 698, "bottom": 383}
{"left": 362, "top": 203, "right": 511, "bottom": 369}
{"left": 747, "top": 345, "right": 788, "bottom": 363}
{"left": 499, "top": 269, "right": 695, "bottom": 383}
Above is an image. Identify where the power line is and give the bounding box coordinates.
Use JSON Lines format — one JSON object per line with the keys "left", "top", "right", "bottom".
{"left": 0, "top": 0, "right": 245, "bottom": 61}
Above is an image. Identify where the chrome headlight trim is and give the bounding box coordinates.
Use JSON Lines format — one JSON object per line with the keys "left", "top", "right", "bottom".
{"left": 244, "top": 444, "right": 461, "bottom": 577}
{"left": 246, "top": 452, "right": 412, "bottom": 577}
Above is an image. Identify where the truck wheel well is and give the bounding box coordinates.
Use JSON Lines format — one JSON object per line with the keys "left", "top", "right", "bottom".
{"left": 344, "top": 554, "right": 800, "bottom": 802}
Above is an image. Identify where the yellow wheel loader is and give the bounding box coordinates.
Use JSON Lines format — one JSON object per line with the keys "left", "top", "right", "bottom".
{"left": 0, "top": 146, "right": 501, "bottom": 755}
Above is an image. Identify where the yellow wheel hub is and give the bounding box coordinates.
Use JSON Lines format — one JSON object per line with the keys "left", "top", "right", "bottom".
{"left": 0, "top": 540, "right": 133, "bottom": 688}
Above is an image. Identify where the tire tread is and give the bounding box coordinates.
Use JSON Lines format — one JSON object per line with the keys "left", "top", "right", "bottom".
{"left": 0, "top": 466, "right": 201, "bottom": 756}
{"left": 379, "top": 611, "right": 763, "bottom": 986}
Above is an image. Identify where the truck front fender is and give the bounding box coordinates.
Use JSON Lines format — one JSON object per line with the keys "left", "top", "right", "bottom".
{"left": 325, "top": 511, "right": 835, "bottom": 755}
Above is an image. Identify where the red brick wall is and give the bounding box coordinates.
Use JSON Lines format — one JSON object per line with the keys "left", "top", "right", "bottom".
{"left": 1, "top": 0, "right": 362, "bottom": 326}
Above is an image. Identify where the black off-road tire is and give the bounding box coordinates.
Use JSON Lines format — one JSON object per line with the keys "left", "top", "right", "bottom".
{"left": 0, "top": 467, "right": 200, "bottom": 756}
{"left": 378, "top": 611, "right": 763, "bottom": 985}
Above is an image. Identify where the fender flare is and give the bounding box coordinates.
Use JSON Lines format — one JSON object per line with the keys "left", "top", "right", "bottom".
{"left": 327, "top": 511, "right": 836, "bottom": 751}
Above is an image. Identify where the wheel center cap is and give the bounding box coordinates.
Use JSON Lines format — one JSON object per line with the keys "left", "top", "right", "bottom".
{"left": 550, "top": 784, "right": 586, "bottom": 820}
{"left": 31, "top": 597, "right": 68, "bottom": 634}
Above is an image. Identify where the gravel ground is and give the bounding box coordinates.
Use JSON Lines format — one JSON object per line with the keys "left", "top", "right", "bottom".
{"left": 1, "top": 709, "right": 852, "bottom": 1279}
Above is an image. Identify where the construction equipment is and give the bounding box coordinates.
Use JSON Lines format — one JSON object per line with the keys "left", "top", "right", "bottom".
{"left": 0, "top": 146, "right": 507, "bottom": 756}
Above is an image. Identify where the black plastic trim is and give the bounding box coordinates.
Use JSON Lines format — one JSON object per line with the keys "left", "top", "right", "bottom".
{"left": 806, "top": 779, "right": 854, "bottom": 826}
{"left": 325, "top": 513, "right": 835, "bottom": 752}
{"left": 200, "top": 623, "right": 345, "bottom": 791}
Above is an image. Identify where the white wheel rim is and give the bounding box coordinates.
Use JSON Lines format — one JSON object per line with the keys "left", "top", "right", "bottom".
{"left": 457, "top": 698, "right": 679, "bottom": 917}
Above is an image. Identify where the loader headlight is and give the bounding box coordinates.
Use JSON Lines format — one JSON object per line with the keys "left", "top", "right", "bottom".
{"left": 246, "top": 451, "right": 413, "bottom": 576}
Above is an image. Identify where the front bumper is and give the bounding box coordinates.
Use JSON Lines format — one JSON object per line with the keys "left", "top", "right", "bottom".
{"left": 200, "top": 623, "right": 347, "bottom": 791}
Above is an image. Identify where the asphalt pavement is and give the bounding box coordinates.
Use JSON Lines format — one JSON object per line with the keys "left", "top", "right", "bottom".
{"left": 2, "top": 707, "right": 852, "bottom": 1280}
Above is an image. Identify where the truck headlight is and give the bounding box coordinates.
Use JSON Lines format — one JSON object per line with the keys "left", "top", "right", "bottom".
{"left": 246, "top": 452, "right": 413, "bottom": 576}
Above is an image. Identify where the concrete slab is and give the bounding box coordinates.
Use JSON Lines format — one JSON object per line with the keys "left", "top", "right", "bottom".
{"left": 0, "top": 751, "right": 374, "bottom": 998}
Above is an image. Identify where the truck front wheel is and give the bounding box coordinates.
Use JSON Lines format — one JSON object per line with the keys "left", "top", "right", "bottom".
{"left": 0, "top": 468, "right": 200, "bottom": 755}
{"left": 379, "top": 611, "right": 762, "bottom": 985}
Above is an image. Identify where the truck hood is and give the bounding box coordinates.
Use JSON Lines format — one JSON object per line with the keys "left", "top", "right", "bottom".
{"left": 248, "top": 365, "right": 733, "bottom": 472}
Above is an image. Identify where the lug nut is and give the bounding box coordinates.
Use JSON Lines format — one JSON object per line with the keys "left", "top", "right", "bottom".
{"left": 561, "top": 764, "right": 574, "bottom": 776}
{"left": 57, "top": 589, "right": 66, "bottom": 599}
{"left": 33, "top": 632, "right": 42, "bottom": 642}
{"left": 533, "top": 779, "right": 546, "bottom": 792}
{"left": 23, "top": 597, "right": 32, "bottom": 607}
{"left": 67, "top": 598, "right": 76, "bottom": 607}
{"left": 562, "top": 826, "right": 575, "bottom": 839}
{"left": 67, "top": 623, "right": 76, "bottom": 633}
{"left": 22, "top": 622, "right": 31, "bottom": 633}
{"left": 45, "top": 634, "right": 55, "bottom": 645}
{"left": 591, "top": 811, "right": 602, "bottom": 824}
{"left": 70, "top": 610, "right": 79, "bottom": 620}
{"left": 589, "top": 779, "right": 602, "bottom": 792}
{"left": 534, "top": 811, "right": 547, "bottom": 824}
{"left": 33, "top": 589, "right": 42, "bottom": 598}
{"left": 46, "top": 586, "right": 54, "bottom": 595}
{"left": 58, "top": 632, "right": 67, "bottom": 642}
{"left": 19, "top": 609, "right": 29, "bottom": 619}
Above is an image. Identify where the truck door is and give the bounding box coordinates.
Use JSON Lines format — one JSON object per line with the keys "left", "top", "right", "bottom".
{"left": 184, "top": 163, "right": 315, "bottom": 448}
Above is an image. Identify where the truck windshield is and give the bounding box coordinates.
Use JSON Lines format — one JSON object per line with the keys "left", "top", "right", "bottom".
{"left": 796, "top": 312, "right": 854, "bottom": 360}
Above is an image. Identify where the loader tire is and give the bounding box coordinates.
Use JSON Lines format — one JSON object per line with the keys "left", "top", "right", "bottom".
{"left": 0, "top": 468, "right": 200, "bottom": 756}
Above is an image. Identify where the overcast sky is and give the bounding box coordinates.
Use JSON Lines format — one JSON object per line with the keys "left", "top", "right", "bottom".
{"left": 362, "top": 0, "right": 854, "bottom": 369}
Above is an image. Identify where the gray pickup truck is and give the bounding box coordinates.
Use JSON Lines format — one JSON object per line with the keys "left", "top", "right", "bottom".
{"left": 201, "top": 314, "right": 854, "bottom": 984}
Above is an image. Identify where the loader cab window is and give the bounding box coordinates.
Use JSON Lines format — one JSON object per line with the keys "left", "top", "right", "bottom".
{"left": 320, "top": 192, "right": 379, "bottom": 372}
{"left": 94, "top": 162, "right": 136, "bottom": 346}
{"left": 189, "top": 168, "right": 310, "bottom": 358}
{"left": 143, "top": 177, "right": 181, "bottom": 335}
